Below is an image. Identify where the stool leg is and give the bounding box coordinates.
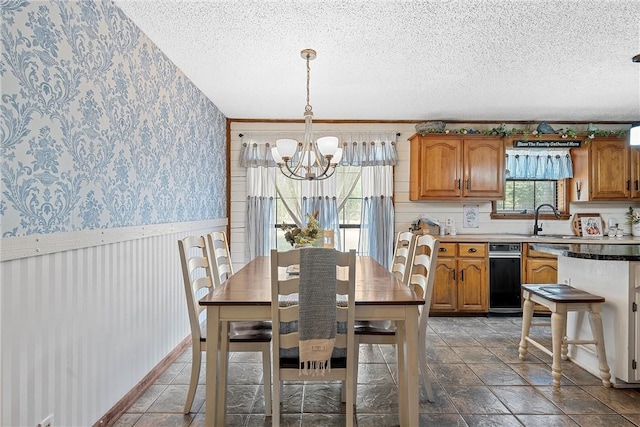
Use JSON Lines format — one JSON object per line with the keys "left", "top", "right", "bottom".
{"left": 561, "top": 318, "right": 569, "bottom": 361}
{"left": 588, "top": 307, "right": 612, "bottom": 387}
{"left": 519, "top": 296, "right": 534, "bottom": 360}
{"left": 551, "top": 310, "right": 565, "bottom": 388}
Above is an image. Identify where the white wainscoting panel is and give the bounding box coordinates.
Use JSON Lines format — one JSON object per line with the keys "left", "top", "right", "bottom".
{"left": 0, "top": 219, "right": 226, "bottom": 427}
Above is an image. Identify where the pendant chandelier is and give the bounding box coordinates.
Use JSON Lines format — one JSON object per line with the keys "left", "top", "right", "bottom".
{"left": 271, "top": 49, "right": 342, "bottom": 180}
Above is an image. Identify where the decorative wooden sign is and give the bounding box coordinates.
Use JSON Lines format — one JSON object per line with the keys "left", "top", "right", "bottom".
{"left": 513, "top": 139, "right": 582, "bottom": 148}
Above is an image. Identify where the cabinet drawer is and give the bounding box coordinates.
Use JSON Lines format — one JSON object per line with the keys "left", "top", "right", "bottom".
{"left": 437, "top": 243, "right": 457, "bottom": 257}
{"left": 458, "top": 243, "right": 486, "bottom": 258}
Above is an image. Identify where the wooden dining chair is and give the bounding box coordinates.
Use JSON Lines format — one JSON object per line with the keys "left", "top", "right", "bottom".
{"left": 178, "top": 235, "right": 272, "bottom": 415}
{"left": 206, "top": 231, "right": 234, "bottom": 287}
{"left": 391, "top": 231, "right": 417, "bottom": 284}
{"left": 353, "top": 234, "right": 439, "bottom": 403}
{"left": 270, "top": 248, "right": 357, "bottom": 427}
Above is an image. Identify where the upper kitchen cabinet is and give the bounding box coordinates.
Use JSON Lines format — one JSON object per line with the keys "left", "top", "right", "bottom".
{"left": 569, "top": 136, "right": 639, "bottom": 201}
{"left": 409, "top": 134, "right": 505, "bottom": 200}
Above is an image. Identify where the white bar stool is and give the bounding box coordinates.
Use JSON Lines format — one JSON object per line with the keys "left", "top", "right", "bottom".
{"left": 519, "top": 284, "right": 612, "bottom": 388}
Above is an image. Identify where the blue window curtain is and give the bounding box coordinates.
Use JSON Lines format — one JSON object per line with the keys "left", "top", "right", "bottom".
{"left": 245, "top": 167, "right": 276, "bottom": 259}
{"left": 505, "top": 148, "right": 573, "bottom": 179}
{"left": 241, "top": 132, "right": 397, "bottom": 260}
{"left": 358, "top": 165, "right": 395, "bottom": 269}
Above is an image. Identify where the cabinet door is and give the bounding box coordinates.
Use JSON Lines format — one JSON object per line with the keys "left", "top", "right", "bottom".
{"left": 590, "top": 139, "right": 630, "bottom": 200}
{"left": 410, "top": 137, "right": 462, "bottom": 199}
{"left": 457, "top": 258, "right": 487, "bottom": 312}
{"left": 631, "top": 147, "right": 640, "bottom": 200}
{"left": 431, "top": 258, "right": 457, "bottom": 311}
{"left": 525, "top": 258, "right": 558, "bottom": 284}
{"left": 463, "top": 138, "right": 505, "bottom": 198}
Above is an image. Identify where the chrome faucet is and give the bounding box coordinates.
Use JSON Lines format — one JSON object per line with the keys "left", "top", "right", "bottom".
{"left": 533, "top": 203, "right": 560, "bottom": 236}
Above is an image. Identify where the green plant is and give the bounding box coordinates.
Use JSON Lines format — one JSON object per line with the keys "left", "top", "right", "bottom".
{"left": 280, "top": 212, "right": 321, "bottom": 246}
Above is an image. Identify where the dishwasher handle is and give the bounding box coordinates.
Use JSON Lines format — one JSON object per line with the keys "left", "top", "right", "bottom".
{"left": 489, "top": 252, "right": 522, "bottom": 259}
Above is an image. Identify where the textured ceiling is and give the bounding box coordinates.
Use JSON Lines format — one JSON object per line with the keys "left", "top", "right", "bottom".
{"left": 116, "top": 0, "right": 640, "bottom": 122}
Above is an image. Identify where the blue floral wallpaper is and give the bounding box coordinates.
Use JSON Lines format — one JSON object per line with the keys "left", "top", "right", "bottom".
{"left": 0, "top": 0, "right": 227, "bottom": 238}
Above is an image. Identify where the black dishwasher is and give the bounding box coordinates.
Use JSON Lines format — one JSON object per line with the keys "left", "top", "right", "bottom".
{"left": 488, "top": 243, "right": 522, "bottom": 315}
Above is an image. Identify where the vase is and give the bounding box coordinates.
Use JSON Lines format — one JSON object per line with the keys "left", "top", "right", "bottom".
{"left": 632, "top": 223, "right": 640, "bottom": 237}
{"left": 294, "top": 243, "right": 313, "bottom": 249}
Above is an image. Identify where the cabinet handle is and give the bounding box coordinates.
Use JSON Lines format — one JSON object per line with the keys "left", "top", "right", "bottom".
{"left": 627, "top": 180, "right": 631, "bottom": 191}
{"left": 465, "top": 179, "right": 470, "bottom": 190}
{"left": 468, "top": 247, "right": 477, "bottom": 253}
{"left": 460, "top": 270, "right": 464, "bottom": 281}
{"left": 456, "top": 179, "right": 461, "bottom": 189}
{"left": 452, "top": 270, "right": 456, "bottom": 281}
{"left": 636, "top": 180, "right": 639, "bottom": 191}
{"left": 439, "top": 247, "right": 447, "bottom": 253}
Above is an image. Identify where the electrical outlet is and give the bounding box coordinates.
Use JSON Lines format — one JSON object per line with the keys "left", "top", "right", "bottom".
{"left": 446, "top": 218, "right": 454, "bottom": 227}
{"left": 37, "top": 414, "right": 53, "bottom": 427}
{"left": 563, "top": 278, "right": 571, "bottom": 285}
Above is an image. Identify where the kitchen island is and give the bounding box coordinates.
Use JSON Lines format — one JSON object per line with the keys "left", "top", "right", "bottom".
{"left": 530, "top": 243, "right": 640, "bottom": 387}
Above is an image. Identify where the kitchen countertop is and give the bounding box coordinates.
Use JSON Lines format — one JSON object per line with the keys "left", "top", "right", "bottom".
{"left": 528, "top": 242, "right": 640, "bottom": 261}
{"left": 412, "top": 231, "right": 640, "bottom": 245}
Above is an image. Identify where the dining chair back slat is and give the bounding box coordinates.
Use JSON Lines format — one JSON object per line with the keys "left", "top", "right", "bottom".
{"left": 207, "top": 231, "right": 234, "bottom": 287}
{"left": 391, "top": 231, "right": 417, "bottom": 284}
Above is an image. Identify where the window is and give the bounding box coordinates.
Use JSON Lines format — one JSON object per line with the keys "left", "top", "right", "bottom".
{"left": 274, "top": 167, "right": 362, "bottom": 250}
{"left": 493, "top": 179, "right": 568, "bottom": 217}
{"left": 497, "top": 180, "right": 557, "bottom": 213}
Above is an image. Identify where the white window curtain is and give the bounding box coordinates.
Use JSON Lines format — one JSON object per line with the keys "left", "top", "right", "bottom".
{"left": 359, "top": 165, "right": 395, "bottom": 269}
{"left": 245, "top": 167, "right": 276, "bottom": 259}
{"left": 505, "top": 148, "right": 573, "bottom": 179}
{"left": 240, "top": 132, "right": 397, "bottom": 260}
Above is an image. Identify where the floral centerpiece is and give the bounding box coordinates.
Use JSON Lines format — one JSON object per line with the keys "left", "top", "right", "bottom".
{"left": 626, "top": 207, "right": 640, "bottom": 225}
{"left": 280, "top": 212, "right": 321, "bottom": 247}
{"left": 626, "top": 207, "right": 640, "bottom": 237}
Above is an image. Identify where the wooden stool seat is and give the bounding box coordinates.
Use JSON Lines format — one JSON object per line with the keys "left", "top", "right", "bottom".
{"left": 519, "top": 284, "right": 612, "bottom": 388}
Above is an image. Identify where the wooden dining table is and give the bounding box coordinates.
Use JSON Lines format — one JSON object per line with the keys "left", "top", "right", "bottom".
{"left": 199, "top": 255, "right": 425, "bottom": 426}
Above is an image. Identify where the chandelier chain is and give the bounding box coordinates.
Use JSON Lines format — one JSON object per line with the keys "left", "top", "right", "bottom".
{"left": 305, "top": 52, "right": 312, "bottom": 113}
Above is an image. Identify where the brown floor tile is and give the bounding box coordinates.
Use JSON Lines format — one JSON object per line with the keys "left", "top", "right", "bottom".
{"left": 487, "top": 345, "right": 544, "bottom": 365}
{"left": 419, "top": 413, "right": 468, "bottom": 426}
{"left": 356, "top": 413, "right": 399, "bottom": 426}
{"left": 468, "top": 363, "right": 529, "bottom": 386}
{"left": 569, "top": 414, "right": 638, "bottom": 426}
{"left": 535, "top": 386, "right": 615, "bottom": 414}
{"left": 490, "top": 385, "right": 563, "bottom": 415}
{"left": 112, "top": 413, "right": 142, "bottom": 426}
{"left": 452, "top": 346, "right": 504, "bottom": 364}
{"left": 129, "top": 413, "right": 194, "bottom": 426}
{"left": 427, "top": 345, "right": 465, "bottom": 364}
{"left": 446, "top": 385, "right": 511, "bottom": 414}
{"left": 581, "top": 386, "right": 640, "bottom": 414}
{"left": 462, "top": 413, "right": 524, "bottom": 426}
{"left": 432, "top": 363, "right": 484, "bottom": 386}
{"left": 148, "top": 384, "right": 202, "bottom": 413}
{"left": 516, "top": 414, "right": 578, "bottom": 426}
{"left": 507, "top": 363, "right": 573, "bottom": 386}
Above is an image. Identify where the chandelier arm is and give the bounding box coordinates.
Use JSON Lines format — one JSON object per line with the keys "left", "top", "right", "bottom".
{"left": 282, "top": 159, "right": 310, "bottom": 180}
{"left": 314, "top": 155, "right": 334, "bottom": 178}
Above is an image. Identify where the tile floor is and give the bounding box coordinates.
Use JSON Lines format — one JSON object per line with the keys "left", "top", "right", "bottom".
{"left": 114, "top": 316, "right": 640, "bottom": 426}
